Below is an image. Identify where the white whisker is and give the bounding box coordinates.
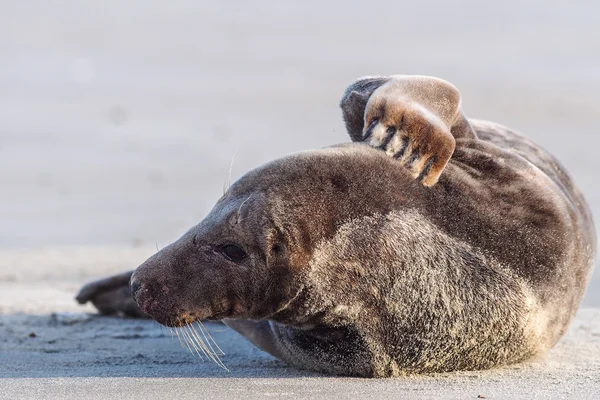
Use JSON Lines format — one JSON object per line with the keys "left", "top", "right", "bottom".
{"left": 236, "top": 194, "right": 253, "bottom": 224}
{"left": 193, "top": 323, "right": 228, "bottom": 371}
{"left": 181, "top": 326, "right": 206, "bottom": 361}
{"left": 186, "top": 324, "right": 212, "bottom": 360}
{"left": 190, "top": 323, "right": 224, "bottom": 368}
{"left": 174, "top": 327, "right": 185, "bottom": 348}
{"left": 176, "top": 327, "right": 194, "bottom": 356}
{"left": 198, "top": 321, "right": 226, "bottom": 356}
{"left": 180, "top": 328, "right": 195, "bottom": 356}
{"left": 171, "top": 322, "right": 228, "bottom": 371}
{"left": 223, "top": 150, "right": 237, "bottom": 194}
{"left": 189, "top": 324, "right": 216, "bottom": 361}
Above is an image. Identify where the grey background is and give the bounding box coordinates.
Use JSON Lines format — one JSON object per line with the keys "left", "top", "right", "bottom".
{"left": 1, "top": 0, "right": 598, "bottom": 305}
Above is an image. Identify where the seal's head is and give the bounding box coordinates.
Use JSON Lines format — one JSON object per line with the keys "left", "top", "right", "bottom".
{"left": 129, "top": 181, "right": 304, "bottom": 327}
{"left": 129, "top": 145, "right": 414, "bottom": 328}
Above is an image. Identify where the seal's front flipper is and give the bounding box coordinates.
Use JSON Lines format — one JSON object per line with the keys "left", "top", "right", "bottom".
{"left": 362, "top": 96, "right": 456, "bottom": 187}
{"left": 341, "top": 75, "right": 477, "bottom": 186}
{"left": 75, "top": 271, "right": 147, "bottom": 318}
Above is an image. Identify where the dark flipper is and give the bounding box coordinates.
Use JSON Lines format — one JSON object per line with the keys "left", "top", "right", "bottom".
{"left": 75, "top": 270, "right": 147, "bottom": 318}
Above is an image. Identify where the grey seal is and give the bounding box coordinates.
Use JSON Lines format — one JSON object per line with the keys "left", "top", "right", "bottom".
{"left": 76, "top": 75, "right": 596, "bottom": 377}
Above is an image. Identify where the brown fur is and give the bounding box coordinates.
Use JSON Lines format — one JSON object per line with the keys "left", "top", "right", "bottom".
{"left": 77, "top": 76, "right": 596, "bottom": 377}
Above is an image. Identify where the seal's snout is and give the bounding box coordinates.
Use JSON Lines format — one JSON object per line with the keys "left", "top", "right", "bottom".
{"left": 129, "top": 274, "right": 142, "bottom": 302}
{"left": 128, "top": 275, "right": 162, "bottom": 321}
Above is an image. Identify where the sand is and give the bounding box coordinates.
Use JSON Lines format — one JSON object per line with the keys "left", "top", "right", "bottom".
{"left": 2, "top": 0, "right": 600, "bottom": 398}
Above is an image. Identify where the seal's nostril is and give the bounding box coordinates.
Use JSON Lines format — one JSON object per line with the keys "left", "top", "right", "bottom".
{"left": 130, "top": 278, "right": 142, "bottom": 300}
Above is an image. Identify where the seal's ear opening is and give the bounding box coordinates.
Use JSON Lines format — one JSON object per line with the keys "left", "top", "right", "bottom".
{"left": 247, "top": 228, "right": 296, "bottom": 319}
{"left": 265, "top": 228, "right": 288, "bottom": 267}
{"left": 340, "top": 76, "right": 389, "bottom": 142}
{"left": 270, "top": 243, "right": 284, "bottom": 256}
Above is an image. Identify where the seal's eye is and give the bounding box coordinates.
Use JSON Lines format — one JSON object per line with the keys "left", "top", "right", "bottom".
{"left": 221, "top": 244, "right": 247, "bottom": 262}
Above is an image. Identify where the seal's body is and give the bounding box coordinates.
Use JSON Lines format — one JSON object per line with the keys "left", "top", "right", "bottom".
{"left": 77, "top": 76, "right": 595, "bottom": 377}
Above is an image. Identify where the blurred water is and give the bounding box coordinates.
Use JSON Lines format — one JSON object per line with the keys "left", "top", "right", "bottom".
{"left": 0, "top": 0, "right": 598, "bottom": 304}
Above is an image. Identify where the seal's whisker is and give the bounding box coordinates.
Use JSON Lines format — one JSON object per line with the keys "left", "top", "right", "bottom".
{"left": 187, "top": 323, "right": 209, "bottom": 354}
{"left": 223, "top": 150, "right": 237, "bottom": 194}
{"left": 192, "top": 323, "right": 229, "bottom": 371}
{"left": 188, "top": 323, "right": 223, "bottom": 367}
{"left": 179, "top": 327, "right": 195, "bottom": 356}
{"left": 185, "top": 324, "right": 211, "bottom": 360}
{"left": 191, "top": 323, "right": 222, "bottom": 365}
{"left": 185, "top": 325, "right": 208, "bottom": 359}
{"left": 178, "top": 326, "right": 200, "bottom": 359}
{"left": 191, "top": 325, "right": 216, "bottom": 361}
{"left": 175, "top": 327, "right": 195, "bottom": 356}
{"left": 197, "top": 321, "right": 226, "bottom": 356}
{"left": 189, "top": 326, "right": 223, "bottom": 369}
{"left": 181, "top": 326, "right": 206, "bottom": 361}
{"left": 236, "top": 194, "right": 253, "bottom": 224}
{"left": 174, "top": 327, "right": 185, "bottom": 348}
{"left": 197, "top": 323, "right": 222, "bottom": 358}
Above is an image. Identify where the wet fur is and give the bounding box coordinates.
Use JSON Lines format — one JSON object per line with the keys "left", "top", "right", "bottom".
{"left": 77, "top": 76, "right": 596, "bottom": 377}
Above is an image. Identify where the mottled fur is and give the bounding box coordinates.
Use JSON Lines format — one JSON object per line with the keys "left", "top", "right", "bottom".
{"left": 77, "top": 76, "right": 596, "bottom": 377}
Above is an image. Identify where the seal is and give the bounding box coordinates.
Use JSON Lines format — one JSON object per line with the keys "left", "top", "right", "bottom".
{"left": 76, "top": 75, "right": 596, "bottom": 377}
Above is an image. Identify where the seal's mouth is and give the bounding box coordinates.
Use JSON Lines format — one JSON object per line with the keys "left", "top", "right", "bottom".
{"left": 139, "top": 301, "right": 234, "bottom": 327}
{"left": 152, "top": 311, "right": 200, "bottom": 328}
{"left": 205, "top": 307, "right": 234, "bottom": 321}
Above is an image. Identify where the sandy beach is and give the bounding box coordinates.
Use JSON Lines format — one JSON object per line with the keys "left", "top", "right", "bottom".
{"left": 1, "top": 0, "right": 599, "bottom": 398}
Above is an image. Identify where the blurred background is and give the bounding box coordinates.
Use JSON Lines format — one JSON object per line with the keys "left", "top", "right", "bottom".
{"left": 1, "top": 0, "right": 598, "bottom": 306}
